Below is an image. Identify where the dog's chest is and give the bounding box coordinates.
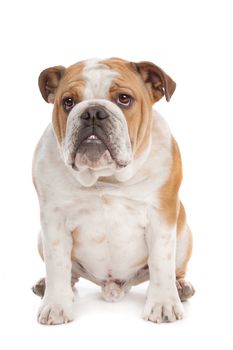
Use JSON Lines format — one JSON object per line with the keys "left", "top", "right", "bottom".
{"left": 68, "top": 193, "right": 149, "bottom": 282}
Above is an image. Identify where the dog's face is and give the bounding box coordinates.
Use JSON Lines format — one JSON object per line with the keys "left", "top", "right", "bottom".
{"left": 39, "top": 58, "right": 175, "bottom": 185}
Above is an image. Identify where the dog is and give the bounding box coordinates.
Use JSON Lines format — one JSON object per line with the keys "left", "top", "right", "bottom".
{"left": 32, "top": 57, "right": 195, "bottom": 325}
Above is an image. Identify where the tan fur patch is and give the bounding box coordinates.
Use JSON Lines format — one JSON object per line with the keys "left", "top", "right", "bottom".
{"left": 93, "top": 235, "right": 107, "bottom": 244}
{"left": 130, "top": 256, "right": 148, "bottom": 268}
{"left": 52, "top": 240, "right": 60, "bottom": 247}
{"left": 102, "top": 58, "right": 154, "bottom": 158}
{"left": 71, "top": 228, "right": 79, "bottom": 259}
{"left": 102, "top": 196, "right": 113, "bottom": 205}
{"left": 177, "top": 201, "right": 186, "bottom": 236}
{"left": 176, "top": 229, "right": 193, "bottom": 279}
{"left": 159, "top": 137, "right": 182, "bottom": 225}
{"left": 52, "top": 62, "right": 85, "bottom": 143}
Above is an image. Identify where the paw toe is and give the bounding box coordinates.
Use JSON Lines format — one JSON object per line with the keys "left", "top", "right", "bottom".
{"left": 163, "top": 305, "right": 177, "bottom": 323}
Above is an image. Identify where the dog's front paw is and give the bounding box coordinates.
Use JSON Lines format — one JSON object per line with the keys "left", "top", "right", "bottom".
{"left": 38, "top": 297, "right": 74, "bottom": 325}
{"left": 143, "top": 292, "right": 184, "bottom": 323}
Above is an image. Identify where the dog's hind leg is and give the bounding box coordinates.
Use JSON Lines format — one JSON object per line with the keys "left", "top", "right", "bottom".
{"left": 32, "top": 278, "right": 46, "bottom": 298}
{"left": 32, "top": 232, "right": 46, "bottom": 297}
{"left": 176, "top": 206, "right": 195, "bottom": 301}
{"left": 32, "top": 276, "right": 79, "bottom": 298}
{"left": 176, "top": 279, "right": 195, "bottom": 301}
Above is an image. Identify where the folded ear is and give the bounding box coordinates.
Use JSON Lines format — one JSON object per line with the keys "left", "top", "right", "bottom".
{"left": 131, "top": 61, "right": 176, "bottom": 102}
{"left": 38, "top": 66, "right": 66, "bottom": 103}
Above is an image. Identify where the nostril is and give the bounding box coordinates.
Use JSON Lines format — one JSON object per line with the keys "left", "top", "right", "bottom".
{"left": 96, "top": 109, "right": 108, "bottom": 120}
{"left": 80, "top": 111, "right": 90, "bottom": 120}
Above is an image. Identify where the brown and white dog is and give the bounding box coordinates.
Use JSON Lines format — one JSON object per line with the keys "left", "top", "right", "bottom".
{"left": 32, "top": 58, "right": 195, "bottom": 325}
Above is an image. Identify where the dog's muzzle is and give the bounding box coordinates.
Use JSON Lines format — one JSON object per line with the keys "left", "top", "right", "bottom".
{"left": 63, "top": 100, "right": 132, "bottom": 171}
{"left": 73, "top": 106, "right": 113, "bottom": 169}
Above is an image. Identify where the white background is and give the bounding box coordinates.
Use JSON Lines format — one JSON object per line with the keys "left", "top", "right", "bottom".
{"left": 0, "top": 0, "right": 233, "bottom": 349}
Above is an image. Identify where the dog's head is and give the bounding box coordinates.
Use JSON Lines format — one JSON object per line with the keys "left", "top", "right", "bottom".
{"left": 39, "top": 58, "right": 175, "bottom": 186}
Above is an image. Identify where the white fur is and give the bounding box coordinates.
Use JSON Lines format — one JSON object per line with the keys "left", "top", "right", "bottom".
{"left": 143, "top": 214, "right": 184, "bottom": 323}
{"left": 83, "top": 59, "right": 119, "bottom": 100}
{"left": 37, "top": 205, "right": 74, "bottom": 324}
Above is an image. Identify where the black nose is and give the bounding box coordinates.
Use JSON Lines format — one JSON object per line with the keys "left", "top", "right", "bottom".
{"left": 80, "top": 107, "right": 109, "bottom": 123}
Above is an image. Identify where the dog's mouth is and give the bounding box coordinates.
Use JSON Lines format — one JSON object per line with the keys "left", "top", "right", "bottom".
{"left": 72, "top": 127, "right": 127, "bottom": 170}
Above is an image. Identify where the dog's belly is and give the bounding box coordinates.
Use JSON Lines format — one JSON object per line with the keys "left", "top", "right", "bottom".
{"left": 69, "top": 195, "right": 149, "bottom": 284}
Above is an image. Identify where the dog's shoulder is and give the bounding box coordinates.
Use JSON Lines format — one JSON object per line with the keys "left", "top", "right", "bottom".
{"left": 32, "top": 124, "right": 73, "bottom": 197}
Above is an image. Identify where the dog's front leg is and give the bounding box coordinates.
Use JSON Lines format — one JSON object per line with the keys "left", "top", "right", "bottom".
{"left": 37, "top": 206, "right": 74, "bottom": 325}
{"left": 143, "top": 210, "right": 184, "bottom": 323}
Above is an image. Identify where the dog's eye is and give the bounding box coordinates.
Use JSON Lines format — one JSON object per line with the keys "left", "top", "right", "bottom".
{"left": 63, "top": 97, "right": 75, "bottom": 111}
{"left": 117, "top": 94, "right": 132, "bottom": 108}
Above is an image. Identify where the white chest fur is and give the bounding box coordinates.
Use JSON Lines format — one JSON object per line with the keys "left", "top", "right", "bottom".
{"left": 68, "top": 191, "right": 149, "bottom": 282}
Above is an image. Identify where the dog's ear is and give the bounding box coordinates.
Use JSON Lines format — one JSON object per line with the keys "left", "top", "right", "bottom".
{"left": 38, "top": 66, "right": 66, "bottom": 103}
{"left": 131, "top": 61, "right": 176, "bottom": 102}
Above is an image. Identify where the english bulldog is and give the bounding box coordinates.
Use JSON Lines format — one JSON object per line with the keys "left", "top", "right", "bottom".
{"left": 32, "top": 57, "right": 195, "bottom": 325}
